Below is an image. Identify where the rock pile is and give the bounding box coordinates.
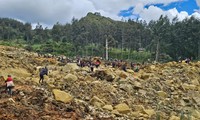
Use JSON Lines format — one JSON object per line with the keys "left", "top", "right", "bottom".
{"left": 0, "top": 45, "right": 200, "bottom": 120}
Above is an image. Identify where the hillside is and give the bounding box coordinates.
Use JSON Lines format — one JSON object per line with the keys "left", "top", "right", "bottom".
{"left": 0, "top": 45, "right": 200, "bottom": 120}
{"left": 0, "top": 14, "right": 200, "bottom": 61}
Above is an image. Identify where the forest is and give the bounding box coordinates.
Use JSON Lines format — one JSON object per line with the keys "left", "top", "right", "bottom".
{"left": 0, "top": 12, "right": 200, "bottom": 62}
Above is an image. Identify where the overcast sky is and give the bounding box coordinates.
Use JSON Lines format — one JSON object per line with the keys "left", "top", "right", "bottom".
{"left": 0, "top": 0, "right": 200, "bottom": 28}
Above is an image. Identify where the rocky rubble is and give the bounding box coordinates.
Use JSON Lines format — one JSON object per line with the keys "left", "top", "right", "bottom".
{"left": 0, "top": 45, "right": 200, "bottom": 120}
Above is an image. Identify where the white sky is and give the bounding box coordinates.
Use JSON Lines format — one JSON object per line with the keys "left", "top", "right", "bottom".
{"left": 0, "top": 0, "right": 199, "bottom": 28}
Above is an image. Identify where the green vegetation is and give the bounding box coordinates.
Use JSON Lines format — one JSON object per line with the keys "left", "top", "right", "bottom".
{"left": 0, "top": 13, "right": 200, "bottom": 62}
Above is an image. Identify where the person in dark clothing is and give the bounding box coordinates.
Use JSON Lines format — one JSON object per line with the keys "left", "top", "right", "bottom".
{"left": 90, "top": 62, "right": 95, "bottom": 72}
{"left": 39, "top": 67, "right": 48, "bottom": 83}
{"left": 112, "top": 60, "right": 116, "bottom": 68}
{"left": 130, "top": 62, "right": 135, "bottom": 69}
{"left": 121, "top": 62, "right": 127, "bottom": 72}
{"left": 185, "top": 58, "right": 190, "bottom": 64}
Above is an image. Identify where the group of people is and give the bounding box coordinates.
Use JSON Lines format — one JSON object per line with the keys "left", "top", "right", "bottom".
{"left": 1, "top": 57, "right": 142, "bottom": 96}
{"left": 178, "top": 57, "right": 191, "bottom": 64}
{"left": 76, "top": 57, "right": 141, "bottom": 73}
{"left": 109, "top": 59, "right": 140, "bottom": 72}
{"left": 77, "top": 58, "right": 101, "bottom": 72}
{"left": 0, "top": 65, "right": 48, "bottom": 96}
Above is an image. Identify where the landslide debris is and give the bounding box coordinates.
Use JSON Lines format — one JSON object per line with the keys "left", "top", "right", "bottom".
{"left": 0, "top": 45, "right": 200, "bottom": 120}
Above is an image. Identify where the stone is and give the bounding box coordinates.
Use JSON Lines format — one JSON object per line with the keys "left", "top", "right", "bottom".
{"left": 150, "top": 65, "right": 156, "bottom": 70}
{"left": 8, "top": 98, "right": 16, "bottom": 103}
{"left": 119, "top": 84, "right": 133, "bottom": 93}
{"left": 165, "top": 80, "right": 174, "bottom": 85}
{"left": 63, "top": 63, "right": 79, "bottom": 72}
{"left": 32, "top": 78, "right": 40, "bottom": 83}
{"left": 157, "top": 91, "right": 168, "bottom": 98}
{"left": 63, "top": 73, "right": 78, "bottom": 81}
{"left": 111, "top": 110, "right": 121, "bottom": 116}
{"left": 138, "top": 89, "right": 147, "bottom": 96}
{"left": 90, "top": 96, "right": 105, "bottom": 107}
{"left": 192, "top": 110, "right": 200, "bottom": 119}
{"left": 126, "top": 69, "right": 134, "bottom": 74}
{"left": 84, "top": 76, "right": 94, "bottom": 81}
{"left": 169, "top": 115, "right": 180, "bottom": 120}
{"left": 114, "top": 103, "right": 131, "bottom": 114}
{"left": 140, "top": 74, "right": 150, "bottom": 80}
{"left": 116, "top": 70, "right": 128, "bottom": 79}
{"left": 48, "top": 84, "right": 56, "bottom": 88}
{"left": 93, "top": 102, "right": 103, "bottom": 108}
{"left": 190, "top": 116, "right": 199, "bottom": 120}
{"left": 133, "top": 105, "right": 145, "bottom": 112}
{"left": 191, "top": 79, "right": 199, "bottom": 85}
{"left": 182, "top": 83, "right": 196, "bottom": 90}
{"left": 131, "top": 111, "right": 140, "bottom": 117}
{"left": 52, "top": 89, "right": 73, "bottom": 103}
{"left": 93, "top": 69, "right": 115, "bottom": 81}
{"left": 192, "top": 97, "right": 200, "bottom": 105}
{"left": 143, "top": 109, "right": 155, "bottom": 117}
{"left": 41, "top": 115, "right": 51, "bottom": 120}
{"left": 133, "top": 81, "right": 142, "bottom": 89}
{"left": 49, "top": 70, "right": 60, "bottom": 77}
{"left": 180, "top": 100, "right": 186, "bottom": 106}
{"left": 103, "top": 105, "right": 113, "bottom": 111}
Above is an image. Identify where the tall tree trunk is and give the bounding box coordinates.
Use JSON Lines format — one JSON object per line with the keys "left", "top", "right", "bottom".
{"left": 105, "top": 38, "right": 108, "bottom": 60}
{"left": 155, "top": 38, "right": 160, "bottom": 62}
{"left": 198, "top": 40, "right": 200, "bottom": 59}
{"left": 91, "top": 43, "right": 94, "bottom": 57}
{"left": 121, "top": 29, "right": 124, "bottom": 59}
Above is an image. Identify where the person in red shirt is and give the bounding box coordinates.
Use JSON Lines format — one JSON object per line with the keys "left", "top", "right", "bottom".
{"left": 95, "top": 59, "right": 101, "bottom": 68}
{"left": 6, "top": 75, "right": 13, "bottom": 81}
{"left": 5, "top": 75, "right": 14, "bottom": 95}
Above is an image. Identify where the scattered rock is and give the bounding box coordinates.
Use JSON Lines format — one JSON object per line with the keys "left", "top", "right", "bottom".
{"left": 114, "top": 103, "right": 131, "bottom": 114}
{"left": 169, "top": 115, "right": 180, "bottom": 120}
{"left": 52, "top": 89, "right": 73, "bottom": 103}
{"left": 157, "top": 91, "right": 168, "bottom": 98}
{"left": 0, "top": 45, "right": 199, "bottom": 120}
{"left": 63, "top": 73, "right": 78, "bottom": 81}
{"left": 103, "top": 105, "right": 113, "bottom": 111}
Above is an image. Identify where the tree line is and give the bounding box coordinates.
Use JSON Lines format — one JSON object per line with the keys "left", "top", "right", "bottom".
{"left": 0, "top": 12, "right": 200, "bottom": 62}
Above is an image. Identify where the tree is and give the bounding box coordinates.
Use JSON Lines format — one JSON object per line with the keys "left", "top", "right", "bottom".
{"left": 149, "top": 15, "right": 171, "bottom": 62}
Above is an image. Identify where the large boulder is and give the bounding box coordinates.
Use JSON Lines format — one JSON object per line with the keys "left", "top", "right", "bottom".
{"left": 103, "top": 105, "right": 113, "bottom": 111}
{"left": 192, "top": 110, "right": 200, "bottom": 119}
{"left": 48, "top": 70, "right": 60, "bottom": 77}
{"left": 169, "top": 115, "right": 180, "bottom": 120}
{"left": 52, "top": 89, "right": 73, "bottom": 103}
{"left": 157, "top": 91, "right": 168, "bottom": 98}
{"left": 142, "top": 109, "right": 155, "bottom": 117}
{"left": 63, "top": 73, "right": 78, "bottom": 81}
{"left": 114, "top": 103, "right": 131, "bottom": 114}
{"left": 62, "top": 63, "right": 79, "bottom": 72}
{"left": 92, "top": 69, "right": 115, "bottom": 82}
{"left": 115, "top": 70, "right": 129, "bottom": 79}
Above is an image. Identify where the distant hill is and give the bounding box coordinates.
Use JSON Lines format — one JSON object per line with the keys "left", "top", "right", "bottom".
{"left": 0, "top": 13, "right": 200, "bottom": 61}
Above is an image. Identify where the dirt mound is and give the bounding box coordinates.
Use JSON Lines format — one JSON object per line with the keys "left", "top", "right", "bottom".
{"left": 0, "top": 45, "right": 200, "bottom": 120}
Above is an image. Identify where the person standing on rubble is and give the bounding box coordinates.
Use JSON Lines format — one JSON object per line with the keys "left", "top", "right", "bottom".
{"left": 95, "top": 59, "right": 101, "bottom": 68}
{"left": 121, "top": 62, "right": 127, "bottom": 72}
{"left": 5, "top": 75, "right": 15, "bottom": 95}
{"left": 39, "top": 66, "right": 48, "bottom": 84}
